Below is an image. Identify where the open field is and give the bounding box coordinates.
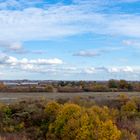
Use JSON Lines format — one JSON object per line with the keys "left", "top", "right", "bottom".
{"left": 0, "top": 92, "right": 140, "bottom": 104}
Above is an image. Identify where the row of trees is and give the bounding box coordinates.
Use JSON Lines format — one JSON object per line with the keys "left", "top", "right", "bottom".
{"left": 0, "top": 80, "right": 140, "bottom": 92}
{"left": 0, "top": 94, "right": 140, "bottom": 139}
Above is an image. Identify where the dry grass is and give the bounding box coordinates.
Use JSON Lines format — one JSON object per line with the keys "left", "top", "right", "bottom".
{"left": 0, "top": 135, "right": 28, "bottom": 140}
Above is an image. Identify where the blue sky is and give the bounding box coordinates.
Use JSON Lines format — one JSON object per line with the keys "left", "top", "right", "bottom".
{"left": 0, "top": 0, "right": 140, "bottom": 80}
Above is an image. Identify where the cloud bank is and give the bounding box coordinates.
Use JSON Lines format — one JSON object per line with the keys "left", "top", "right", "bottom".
{"left": 0, "top": 0, "right": 140, "bottom": 43}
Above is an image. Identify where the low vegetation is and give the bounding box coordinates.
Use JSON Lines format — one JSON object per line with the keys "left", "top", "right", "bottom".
{"left": 0, "top": 94, "right": 140, "bottom": 140}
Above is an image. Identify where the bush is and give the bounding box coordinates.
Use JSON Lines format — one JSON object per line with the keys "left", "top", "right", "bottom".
{"left": 0, "top": 97, "right": 140, "bottom": 140}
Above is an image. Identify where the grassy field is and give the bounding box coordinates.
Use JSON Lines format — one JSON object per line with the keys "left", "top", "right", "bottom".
{"left": 0, "top": 92, "right": 140, "bottom": 104}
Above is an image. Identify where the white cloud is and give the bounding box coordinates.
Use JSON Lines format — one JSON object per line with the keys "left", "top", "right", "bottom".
{"left": 118, "top": 0, "right": 140, "bottom": 3}
{"left": 123, "top": 40, "right": 135, "bottom": 46}
{"left": 81, "top": 66, "right": 140, "bottom": 74}
{"left": 0, "top": 54, "right": 63, "bottom": 67}
{"left": 0, "top": 42, "right": 48, "bottom": 54}
{"left": 0, "top": 1, "right": 140, "bottom": 43}
{"left": 0, "top": 72, "right": 3, "bottom": 75}
{"left": 9, "top": 42, "right": 22, "bottom": 50}
{"left": 24, "top": 65, "right": 140, "bottom": 75}
{"left": 1, "top": 53, "right": 139, "bottom": 75}
{"left": 30, "top": 50, "right": 47, "bottom": 54}
{"left": 0, "top": 53, "right": 139, "bottom": 80}
{"left": 0, "top": 0, "right": 44, "bottom": 10}
{"left": 77, "top": 0, "right": 140, "bottom": 2}
{"left": 0, "top": 41, "right": 22, "bottom": 50}
{"left": 84, "top": 67, "right": 96, "bottom": 74}
{"left": 0, "top": 41, "right": 28, "bottom": 54}
{"left": 73, "top": 47, "right": 123, "bottom": 57}
{"left": 74, "top": 0, "right": 140, "bottom": 5}
{"left": 73, "top": 50, "right": 100, "bottom": 57}
{"left": 122, "top": 66, "right": 134, "bottom": 72}
{"left": 123, "top": 39, "right": 140, "bottom": 48}
{"left": 107, "top": 66, "right": 134, "bottom": 73}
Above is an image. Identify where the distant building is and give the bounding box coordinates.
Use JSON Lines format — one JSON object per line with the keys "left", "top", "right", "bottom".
{"left": 4, "top": 82, "right": 20, "bottom": 86}
{"left": 20, "top": 82, "right": 38, "bottom": 86}
{"left": 4, "top": 81, "right": 38, "bottom": 86}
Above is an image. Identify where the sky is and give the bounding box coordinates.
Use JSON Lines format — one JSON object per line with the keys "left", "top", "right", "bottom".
{"left": 0, "top": 0, "right": 140, "bottom": 80}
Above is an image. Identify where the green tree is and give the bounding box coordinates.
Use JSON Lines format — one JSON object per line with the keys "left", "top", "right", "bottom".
{"left": 108, "top": 79, "right": 118, "bottom": 88}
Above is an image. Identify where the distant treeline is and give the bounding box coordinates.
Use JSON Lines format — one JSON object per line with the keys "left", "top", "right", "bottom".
{"left": 0, "top": 80, "right": 140, "bottom": 92}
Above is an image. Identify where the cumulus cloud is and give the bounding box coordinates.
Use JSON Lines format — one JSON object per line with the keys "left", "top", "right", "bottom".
{"left": 1, "top": 54, "right": 139, "bottom": 75}
{"left": 81, "top": 66, "right": 140, "bottom": 80}
{"left": 107, "top": 66, "right": 134, "bottom": 73}
{"left": 0, "top": 53, "right": 139, "bottom": 80}
{"left": 0, "top": 53, "right": 139, "bottom": 74}
{"left": 0, "top": 54, "right": 63, "bottom": 67}
{"left": 83, "top": 67, "right": 96, "bottom": 74}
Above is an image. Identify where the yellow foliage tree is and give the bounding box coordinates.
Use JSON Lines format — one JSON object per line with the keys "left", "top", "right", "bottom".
{"left": 47, "top": 103, "right": 121, "bottom": 140}
{"left": 94, "top": 120, "right": 121, "bottom": 140}
{"left": 49, "top": 103, "right": 81, "bottom": 139}
{"left": 76, "top": 113, "right": 91, "bottom": 140}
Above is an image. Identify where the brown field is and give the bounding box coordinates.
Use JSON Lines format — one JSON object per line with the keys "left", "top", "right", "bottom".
{"left": 0, "top": 92, "right": 140, "bottom": 104}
